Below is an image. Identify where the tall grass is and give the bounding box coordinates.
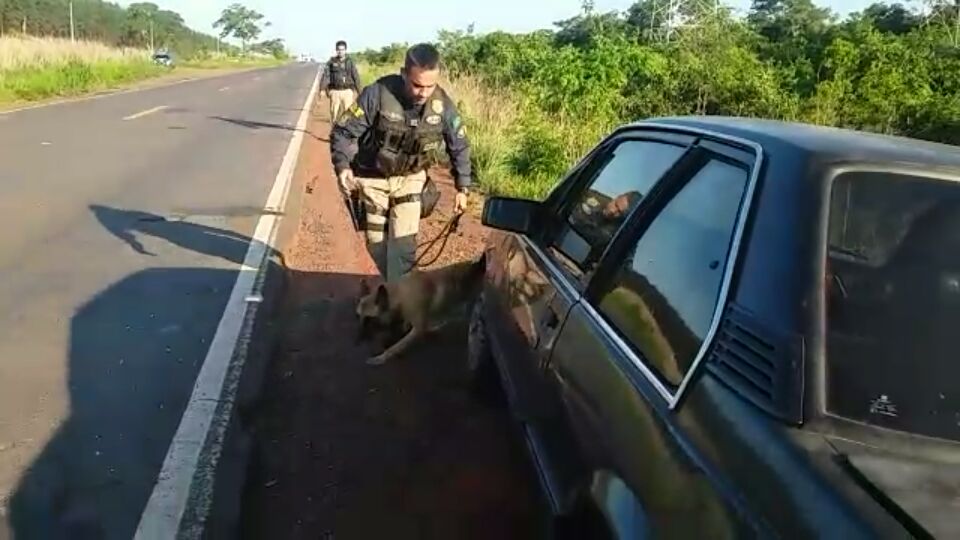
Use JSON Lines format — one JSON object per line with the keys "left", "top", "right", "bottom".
{"left": 0, "top": 36, "right": 160, "bottom": 103}
{"left": 0, "top": 35, "right": 149, "bottom": 70}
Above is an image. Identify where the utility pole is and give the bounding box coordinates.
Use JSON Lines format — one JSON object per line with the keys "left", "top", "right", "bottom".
{"left": 149, "top": 19, "right": 155, "bottom": 51}
{"left": 69, "top": 1, "right": 75, "bottom": 42}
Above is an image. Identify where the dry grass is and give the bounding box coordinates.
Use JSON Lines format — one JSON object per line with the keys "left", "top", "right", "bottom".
{"left": 443, "top": 74, "right": 525, "bottom": 196}
{"left": 0, "top": 35, "right": 149, "bottom": 71}
{"left": 0, "top": 35, "right": 159, "bottom": 103}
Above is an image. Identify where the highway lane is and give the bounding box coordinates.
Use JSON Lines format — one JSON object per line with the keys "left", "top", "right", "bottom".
{"left": 0, "top": 62, "right": 318, "bottom": 539}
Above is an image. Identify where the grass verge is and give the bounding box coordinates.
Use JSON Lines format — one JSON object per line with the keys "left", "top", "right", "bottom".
{"left": 0, "top": 36, "right": 288, "bottom": 106}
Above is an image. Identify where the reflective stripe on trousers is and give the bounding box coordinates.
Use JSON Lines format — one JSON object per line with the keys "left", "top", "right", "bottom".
{"left": 357, "top": 170, "right": 426, "bottom": 282}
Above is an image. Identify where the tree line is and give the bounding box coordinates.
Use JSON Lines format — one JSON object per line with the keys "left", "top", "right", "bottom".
{"left": 0, "top": 1, "right": 288, "bottom": 59}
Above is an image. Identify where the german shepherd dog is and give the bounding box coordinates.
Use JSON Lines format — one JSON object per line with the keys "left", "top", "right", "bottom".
{"left": 356, "top": 253, "right": 487, "bottom": 365}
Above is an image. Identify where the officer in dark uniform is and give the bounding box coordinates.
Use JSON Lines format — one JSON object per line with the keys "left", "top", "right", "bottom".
{"left": 319, "top": 40, "right": 360, "bottom": 122}
{"left": 331, "top": 43, "right": 472, "bottom": 282}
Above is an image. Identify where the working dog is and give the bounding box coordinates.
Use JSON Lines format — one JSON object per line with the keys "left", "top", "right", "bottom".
{"left": 356, "top": 252, "right": 487, "bottom": 366}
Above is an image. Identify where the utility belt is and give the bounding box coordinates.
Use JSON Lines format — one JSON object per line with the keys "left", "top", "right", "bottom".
{"left": 346, "top": 166, "right": 441, "bottom": 232}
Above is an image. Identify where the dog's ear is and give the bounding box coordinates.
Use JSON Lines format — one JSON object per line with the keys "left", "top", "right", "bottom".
{"left": 375, "top": 284, "right": 390, "bottom": 310}
{"left": 359, "top": 279, "right": 371, "bottom": 297}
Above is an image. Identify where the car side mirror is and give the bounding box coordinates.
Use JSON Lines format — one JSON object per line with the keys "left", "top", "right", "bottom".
{"left": 481, "top": 196, "right": 541, "bottom": 235}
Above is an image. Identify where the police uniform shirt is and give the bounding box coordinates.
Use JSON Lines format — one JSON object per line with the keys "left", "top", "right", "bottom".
{"left": 330, "top": 74, "right": 472, "bottom": 190}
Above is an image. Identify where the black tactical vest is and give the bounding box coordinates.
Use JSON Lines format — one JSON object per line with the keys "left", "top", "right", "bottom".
{"left": 360, "top": 75, "right": 447, "bottom": 177}
{"left": 327, "top": 58, "right": 351, "bottom": 89}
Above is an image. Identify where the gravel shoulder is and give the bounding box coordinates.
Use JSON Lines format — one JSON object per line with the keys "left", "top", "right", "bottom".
{"left": 239, "top": 103, "right": 543, "bottom": 540}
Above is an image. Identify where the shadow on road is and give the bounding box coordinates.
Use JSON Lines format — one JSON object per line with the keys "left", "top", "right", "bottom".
{"left": 209, "top": 115, "right": 328, "bottom": 142}
{"left": 3, "top": 207, "right": 284, "bottom": 539}
{"left": 4, "top": 204, "right": 539, "bottom": 540}
{"left": 89, "top": 205, "right": 258, "bottom": 265}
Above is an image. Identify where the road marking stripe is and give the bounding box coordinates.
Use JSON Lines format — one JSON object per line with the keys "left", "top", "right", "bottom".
{"left": 134, "top": 68, "right": 319, "bottom": 540}
{"left": 123, "top": 105, "right": 169, "bottom": 121}
{"left": 218, "top": 86, "right": 230, "bottom": 92}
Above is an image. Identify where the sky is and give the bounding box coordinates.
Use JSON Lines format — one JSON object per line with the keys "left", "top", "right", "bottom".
{"left": 117, "top": 0, "right": 882, "bottom": 58}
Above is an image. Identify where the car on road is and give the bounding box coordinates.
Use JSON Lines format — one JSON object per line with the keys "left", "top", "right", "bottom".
{"left": 469, "top": 116, "right": 960, "bottom": 539}
{"left": 152, "top": 49, "right": 173, "bottom": 67}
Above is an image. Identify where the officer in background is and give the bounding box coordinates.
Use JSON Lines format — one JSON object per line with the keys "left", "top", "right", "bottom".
{"left": 331, "top": 43, "right": 471, "bottom": 282}
{"left": 319, "top": 40, "right": 361, "bottom": 123}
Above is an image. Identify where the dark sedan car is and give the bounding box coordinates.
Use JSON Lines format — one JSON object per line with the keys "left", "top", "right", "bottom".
{"left": 468, "top": 117, "right": 960, "bottom": 539}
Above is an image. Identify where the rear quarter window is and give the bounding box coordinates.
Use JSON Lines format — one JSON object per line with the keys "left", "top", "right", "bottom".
{"left": 826, "top": 170, "right": 960, "bottom": 442}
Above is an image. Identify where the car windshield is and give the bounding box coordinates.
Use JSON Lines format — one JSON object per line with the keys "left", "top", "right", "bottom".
{"left": 826, "top": 170, "right": 960, "bottom": 442}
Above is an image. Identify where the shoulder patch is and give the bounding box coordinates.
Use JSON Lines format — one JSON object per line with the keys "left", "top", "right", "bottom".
{"left": 336, "top": 103, "right": 364, "bottom": 126}
{"left": 457, "top": 126, "right": 467, "bottom": 139}
{"left": 431, "top": 99, "right": 444, "bottom": 114}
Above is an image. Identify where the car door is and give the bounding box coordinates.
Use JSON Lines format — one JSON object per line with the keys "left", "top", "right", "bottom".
{"left": 545, "top": 138, "right": 762, "bottom": 538}
{"left": 485, "top": 131, "right": 696, "bottom": 514}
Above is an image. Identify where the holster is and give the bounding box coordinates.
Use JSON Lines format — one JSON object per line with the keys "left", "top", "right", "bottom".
{"left": 344, "top": 190, "right": 366, "bottom": 232}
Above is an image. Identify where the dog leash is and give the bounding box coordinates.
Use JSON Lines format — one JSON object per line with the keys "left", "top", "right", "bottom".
{"left": 411, "top": 211, "right": 463, "bottom": 268}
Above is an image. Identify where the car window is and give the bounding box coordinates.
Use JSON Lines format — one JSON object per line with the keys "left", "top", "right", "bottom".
{"left": 593, "top": 159, "right": 748, "bottom": 387}
{"left": 551, "top": 140, "right": 687, "bottom": 274}
{"left": 826, "top": 171, "right": 960, "bottom": 442}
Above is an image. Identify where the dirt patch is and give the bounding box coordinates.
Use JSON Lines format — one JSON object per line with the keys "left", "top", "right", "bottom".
{"left": 240, "top": 103, "right": 543, "bottom": 539}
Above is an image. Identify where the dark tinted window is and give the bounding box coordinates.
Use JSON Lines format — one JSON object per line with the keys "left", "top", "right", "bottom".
{"left": 595, "top": 159, "right": 748, "bottom": 386}
{"left": 552, "top": 140, "right": 687, "bottom": 272}
{"left": 826, "top": 171, "right": 960, "bottom": 442}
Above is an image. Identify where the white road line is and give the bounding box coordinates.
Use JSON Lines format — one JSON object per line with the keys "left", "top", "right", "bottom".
{"left": 133, "top": 69, "right": 319, "bottom": 540}
{"left": 218, "top": 86, "right": 230, "bottom": 92}
{"left": 123, "top": 105, "right": 169, "bottom": 121}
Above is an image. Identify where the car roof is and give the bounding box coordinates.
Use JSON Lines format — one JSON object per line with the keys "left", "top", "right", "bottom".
{"left": 633, "top": 116, "right": 960, "bottom": 171}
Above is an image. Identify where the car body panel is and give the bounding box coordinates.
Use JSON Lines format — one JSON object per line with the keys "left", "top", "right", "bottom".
{"left": 480, "top": 117, "right": 960, "bottom": 538}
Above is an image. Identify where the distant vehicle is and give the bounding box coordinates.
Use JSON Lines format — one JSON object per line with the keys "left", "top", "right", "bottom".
{"left": 470, "top": 116, "right": 960, "bottom": 539}
{"left": 152, "top": 50, "right": 173, "bottom": 67}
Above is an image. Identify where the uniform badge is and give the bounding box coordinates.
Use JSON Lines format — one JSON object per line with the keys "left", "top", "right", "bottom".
{"left": 425, "top": 114, "right": 442, "bottom": 125}
{"left": 431, "top": 99, "right": 444, "bottom": 114}
{"left": 457, "top": 126, "right": 467, "bottom": 139}
{"left": 383, "top": 110, "right": 403, "bottom": 121}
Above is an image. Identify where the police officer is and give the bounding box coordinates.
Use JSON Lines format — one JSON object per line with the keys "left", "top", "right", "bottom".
{"left": 331, "top": 43, "right": 471, "bottom": 282}
{"left": 319, "top": 40, "right": 360, "bottom": 123}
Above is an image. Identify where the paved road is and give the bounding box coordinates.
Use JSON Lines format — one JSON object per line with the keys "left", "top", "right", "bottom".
{"left": 0, "top": 63, "right": 318, "bottom": 539}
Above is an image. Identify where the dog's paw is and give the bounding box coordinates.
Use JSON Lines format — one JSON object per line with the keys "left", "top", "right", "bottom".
{"left": 366, "top": 355, "right": 387, "bottom": 366}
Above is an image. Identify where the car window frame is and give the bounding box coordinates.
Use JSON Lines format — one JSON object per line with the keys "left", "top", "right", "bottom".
{"left": 812, "top": 163, "right": 960, "bottom": 450}
{"left": 578, "top": 128, "right": 764, "bottom": 408}
{"left": 536, "top": 131, "right": 698, "bottom": 289}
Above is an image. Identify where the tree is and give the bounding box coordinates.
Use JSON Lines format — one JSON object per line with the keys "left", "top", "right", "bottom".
{"left": 856, "top": 3, "right": 922, "bottom": 34}
{"left": 748, "top": 0, "right": 834, "bottom": 42}
{"left": 626, "top": 0, "right": 727, "bottom": 43}
{"left": 923, "top": 0, "right": 960, "bottom": 47}
{"left": 213, "top": 3, "right": 265, "bottom": 53}
{"left": 253, "top": 38, "right": 287, "bottom": 59}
